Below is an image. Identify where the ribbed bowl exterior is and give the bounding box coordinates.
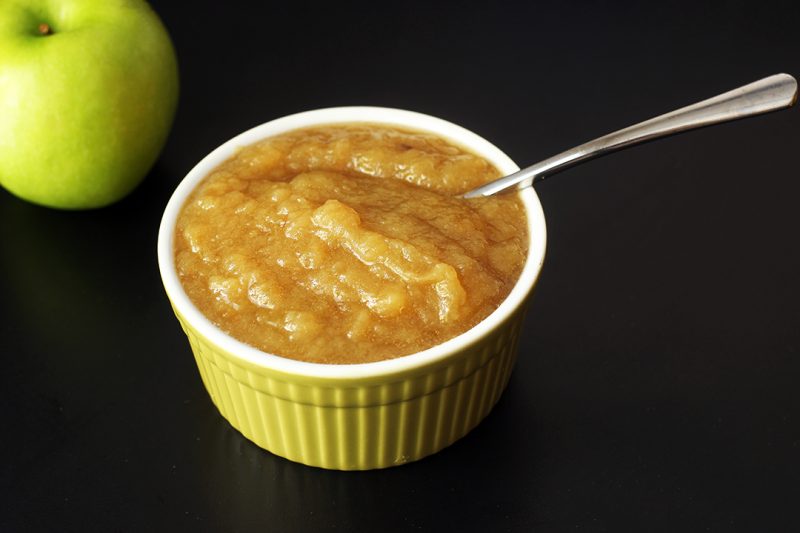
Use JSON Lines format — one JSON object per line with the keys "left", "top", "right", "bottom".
{"left": 159, "top": 107, "right": 548, "bottom": 471}
{"left": 174, "top": 304, "right": 527, "bottom": 470}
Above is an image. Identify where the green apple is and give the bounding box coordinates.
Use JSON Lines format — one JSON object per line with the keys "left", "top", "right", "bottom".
{"left": 0, "top": 0, "right": 179, "bottom": 209}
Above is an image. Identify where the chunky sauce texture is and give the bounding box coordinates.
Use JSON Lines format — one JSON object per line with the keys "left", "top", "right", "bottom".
{"left": 175, "top": 125, "right": 528, "bottom": 363}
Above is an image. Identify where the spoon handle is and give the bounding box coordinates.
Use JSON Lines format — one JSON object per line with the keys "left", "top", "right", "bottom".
{"left": 464, "top": 73, "right": 798, "bottom": 198}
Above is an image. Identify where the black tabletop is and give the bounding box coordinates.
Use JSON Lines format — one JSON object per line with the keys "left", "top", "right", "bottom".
{"left": 3, "top": 1, "right": 800, "bottom": 531}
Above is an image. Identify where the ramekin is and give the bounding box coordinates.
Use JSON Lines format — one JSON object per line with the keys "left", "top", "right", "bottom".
{"left": 157, "top": 107, "right": 547, "bottom": 470}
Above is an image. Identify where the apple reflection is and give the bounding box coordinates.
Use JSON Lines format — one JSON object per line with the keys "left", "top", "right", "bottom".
{"left": 0, "top": 164, "right": 176, "bottom": 380}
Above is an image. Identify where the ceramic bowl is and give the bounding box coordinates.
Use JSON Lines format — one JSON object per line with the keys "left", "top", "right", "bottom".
{"left": 157, "top": 107, "right": 547, "bottom": 470}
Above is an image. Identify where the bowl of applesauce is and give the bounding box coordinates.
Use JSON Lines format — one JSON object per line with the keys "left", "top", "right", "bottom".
{"left": 157, "top": 107, "right": 546, "bottom": 470}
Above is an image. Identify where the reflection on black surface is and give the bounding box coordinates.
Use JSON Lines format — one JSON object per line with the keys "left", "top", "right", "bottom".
{"left": 187, "top": 382, "right": 539, "bottom": 531}
{"left": 3, "top": 0, "right": 800, "bottom": 526}
{"left": 0, "top": 166, "right": 189, "bottom": 516}
{"left": 0, "top": 165, "right": 173, "bottom": 355}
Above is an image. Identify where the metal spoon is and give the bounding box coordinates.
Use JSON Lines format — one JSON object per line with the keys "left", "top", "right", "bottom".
{"left": 463, "top": 73, "right": 798, "bottom": 198}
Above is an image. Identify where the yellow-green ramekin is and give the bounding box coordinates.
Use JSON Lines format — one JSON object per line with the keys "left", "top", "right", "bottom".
{"left": 157, "top": 107, "right": 547, "bottom": 470}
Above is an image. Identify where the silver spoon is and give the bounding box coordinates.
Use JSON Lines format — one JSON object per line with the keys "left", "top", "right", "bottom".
{"left": 463, "top": 73, "right": 798, "bottom": 198}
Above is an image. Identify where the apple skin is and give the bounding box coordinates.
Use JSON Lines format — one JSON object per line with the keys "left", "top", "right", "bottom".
{"left": 0, "top": 0, "right": 179, "bottom": 209}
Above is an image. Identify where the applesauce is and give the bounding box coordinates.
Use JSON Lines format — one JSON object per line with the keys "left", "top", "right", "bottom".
{"left": 175, "top": 124, "right": 528, "bottom": 363}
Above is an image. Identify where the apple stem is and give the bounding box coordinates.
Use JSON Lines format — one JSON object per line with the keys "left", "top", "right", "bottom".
{"left": 37, "top": 23, "right": 53, "bottom": 36}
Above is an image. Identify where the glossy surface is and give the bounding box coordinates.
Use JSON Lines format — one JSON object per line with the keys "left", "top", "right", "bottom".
{"left": 3, "top": 0, "right": 800, "bottom": 530}
{"left": 175, "top": 125, "right": 527, "bottom": 363}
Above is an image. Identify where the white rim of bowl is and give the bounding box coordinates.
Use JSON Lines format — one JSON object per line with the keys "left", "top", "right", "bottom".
{"left": 157, "top": 106, "right": 547, "bottom": 380}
